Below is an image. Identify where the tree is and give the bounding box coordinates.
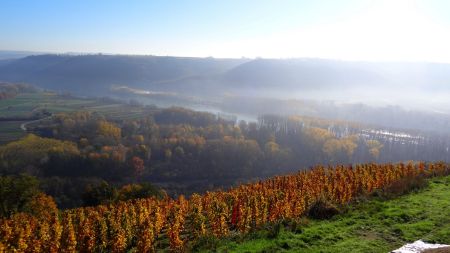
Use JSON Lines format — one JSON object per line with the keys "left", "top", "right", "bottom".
{"left": 366, "top": 140, "right": 383, "bottom": 160}
{"left": 264, "top": 141, "right": 280, "bottom": 154}
{"left": 0, "top": 174, "right": 46, "bottom": 218}
{"left": 164, "top": 149, "right": 172, "bottom": 161}
{"left": 133, "top": 135, "right": 145, "bottom": 144}
{"left": 96, "top": 121, "right": 121, "bottom": 142}
{"left": 130, "top": 156, "right": 145, "bottom": 177}
{"left": 24, "top": 192, "right": 58, "bottom": 221}
{"left": 174, "top": 146, "right": 185, "bottom": 157}
{"left": 82, "top": 181, "right": 118, "bottom": 206}
{"left": 323, "top": 136, "right": 358, "bottom": 163}
{"left": 0, "top": 134, "right": 79, "bottom": 174}
{"left": 305, "top": 127, "right": 335, "bottom": 146}
{"left": 118, "top": 183, "right": 162, "bottom": 201}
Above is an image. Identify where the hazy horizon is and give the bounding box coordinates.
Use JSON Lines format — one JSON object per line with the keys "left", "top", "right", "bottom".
{"left": 3, "top": 0, "right": 450, "bottom": 62}
{"left": 6, "top": 49, "right": 450, "bottom": 64}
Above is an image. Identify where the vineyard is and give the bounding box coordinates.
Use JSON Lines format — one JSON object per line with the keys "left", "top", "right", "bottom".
{"left": 1, "top": 162, "right": 449, "bottom": 252}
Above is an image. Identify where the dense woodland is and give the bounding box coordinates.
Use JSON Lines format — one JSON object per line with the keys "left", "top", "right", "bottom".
{"left": 1, "top": 102, "right": 450, "bottom": 210}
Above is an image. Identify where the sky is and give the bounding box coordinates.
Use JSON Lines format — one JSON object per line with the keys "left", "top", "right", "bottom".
{"left": 2, "top": 0, "right": 450, "bottom": 62}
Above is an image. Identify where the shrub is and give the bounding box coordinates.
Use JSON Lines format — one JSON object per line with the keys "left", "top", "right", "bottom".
{"left": 378, "top": 175, "right": 428, "bottom": 199}
{"left": 0, "top": 174, "right": 42, "bottom": 218}
{"left": 266, "top": 221, "right": 282, "bottom": 239}
{"left": 307, "top": 197, "right": 341, "bottom": 220}
{"left": 188, "top": 235, "right": 221, "bottom": 252}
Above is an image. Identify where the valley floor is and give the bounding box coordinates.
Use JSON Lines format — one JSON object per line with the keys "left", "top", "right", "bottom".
{"left": 198, "top": 176, "right": 450, "bottom": 253}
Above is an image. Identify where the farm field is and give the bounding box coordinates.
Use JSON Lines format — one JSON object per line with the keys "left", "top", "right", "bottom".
{"left": 0, "top": 92, "right": 90, "bottom": 118}
{"left": 0, "top": 92, "right": 150, "bottom": 143}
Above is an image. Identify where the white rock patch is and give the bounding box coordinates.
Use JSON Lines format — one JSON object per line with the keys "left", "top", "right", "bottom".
{"left": 392, "top": 240, "right": 449, "bottom": 253}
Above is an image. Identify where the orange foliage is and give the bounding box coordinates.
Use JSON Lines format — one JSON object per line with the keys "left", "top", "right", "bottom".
{"left": 0, "top": 162, "right": 448, "bottom": 252}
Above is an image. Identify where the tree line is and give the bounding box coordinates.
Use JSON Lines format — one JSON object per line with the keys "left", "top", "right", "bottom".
{"left": 0, "top": 82, "right": 38, "bottom": 100}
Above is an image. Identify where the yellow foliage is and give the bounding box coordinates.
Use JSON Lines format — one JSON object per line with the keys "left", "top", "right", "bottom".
{"left": 264, "top": 141, "right": 280, "bottom": 154}
{"left": 305, "top": 127, "right": 335, "bottom": 147}
{"left": 0, "top": 134, "right": 79, "bottom": 170}
{"left": 366, "top": 140, "right": 384, "bottom": 159}
{"left": 26, "top": 193, "right": 58, "bottom": 221}
{"left": 97, "top": 121, "right": 121, "bottom": 141}
{"left": 0, "top": 162, "right": 448, "bottom": 252}
{"left": 322, "top": 136, "right": 358, "bottom": 159}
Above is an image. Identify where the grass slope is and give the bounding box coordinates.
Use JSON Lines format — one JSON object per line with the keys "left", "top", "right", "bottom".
{"left": 201, "top": 176, "right": 450, "bottom": 253}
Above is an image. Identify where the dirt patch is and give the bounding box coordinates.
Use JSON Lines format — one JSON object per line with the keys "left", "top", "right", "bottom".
{"left": 422, "top": 247, "right": 450, "bottom": 253}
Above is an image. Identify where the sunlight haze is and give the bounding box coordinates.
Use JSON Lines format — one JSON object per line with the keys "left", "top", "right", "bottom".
{"left": 2, "top": 0, "right": 450, "bottom": 62}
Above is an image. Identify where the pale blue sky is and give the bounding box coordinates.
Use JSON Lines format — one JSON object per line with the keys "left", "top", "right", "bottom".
{"left": 2, "top": 0, "right": 450, "bottom": 61}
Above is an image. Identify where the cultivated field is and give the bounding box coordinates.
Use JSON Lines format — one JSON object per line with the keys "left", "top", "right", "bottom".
{"left": 0, "top": 92, "right": 150, "bottom": 144}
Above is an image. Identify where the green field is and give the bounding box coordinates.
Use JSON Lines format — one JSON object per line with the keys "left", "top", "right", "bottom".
{"left": 197, "top": 176, "right": 450, "bottom": 253}
{"left": 0, "top": 93, "right": 128, "bottom": 117}
{"left": 0, "top": 121, "right": 27, "bottom": 143}
{"left": 0, "top": 92, "right": 150, "bottom": 144}
{"left": 0, "top": 92, "right": 90, "bottom": 117}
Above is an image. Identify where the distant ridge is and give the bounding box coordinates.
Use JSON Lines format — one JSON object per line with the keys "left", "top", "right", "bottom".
{"left": 0, "top": 50, "right": 45, "bottom": 60}
{"left": 0, "top": 54, "right": 247, "bottom": 94}
{"left": 2, "top": 54, "right": 450, "bottom": 97}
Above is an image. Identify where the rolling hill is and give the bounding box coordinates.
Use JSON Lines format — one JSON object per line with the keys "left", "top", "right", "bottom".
{"left": 2, "top": 55, "right": 450, "bottom": 98}
{"left": 0, "top": 54, "right": 247, "bottom": 95}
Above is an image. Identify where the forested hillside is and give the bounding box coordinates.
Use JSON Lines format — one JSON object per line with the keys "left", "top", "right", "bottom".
{"left": 0, "top": 54, "right": 247, "bottom": 94}
{"left": 3, "top": 56, "right": 450, "bottom": 97}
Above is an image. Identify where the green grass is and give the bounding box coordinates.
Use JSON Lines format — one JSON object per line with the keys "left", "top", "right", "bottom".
{"left": 197, "top": 176, "right": 450, "bottom": 253}
{"left": 0, "top": 121, "right": 26, "bottom": 143}
{"left": 0, "top": 92, "right": 151, "bottom": 143}
{"left": 0, "top": 92, "right": 150, "bottom": 118}
{"left": 0, "top": 93, "right": 89, "bottom": 117}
